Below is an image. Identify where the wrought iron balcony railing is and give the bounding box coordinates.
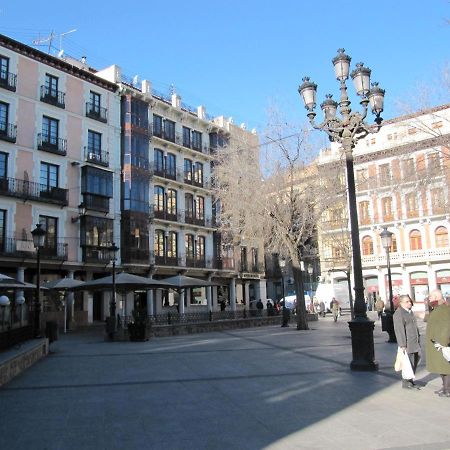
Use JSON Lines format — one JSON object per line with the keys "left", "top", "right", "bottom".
{"left": 85, "top": 102, "right": 107, "bottom": 123}
{"left": 82, "top": 245, "right": 114, "bottom": 263}
{"left": 84, "top": 146, "right": 109, "bottom": 167}
{"left": 121, "top": 247, "right": 150, "bottom": 264}
{"left": 185, "top": 257, "right": 206, "bottom": 268}
{"left": 153, "top": 209, "right": 181, "bottom": 222}
{"left": 37, "top": 133, "right": 67, "bottom": 156}
{"left": 40, "top": 85, "right": 65, "bottom": 108}
{"left": 0, "top": 236, "right": 67, "bottom": 260}
{"left": 0, "top": 176, "right": 68, "bottom": 206}
{"left": 0, "top": 71, "right": 17, "bottom": 91}
{"left": 83, "top": 193, "right": 110, "bottom": 213}
{"left": 0, "top": 122, "right": 17, "bottom": 143}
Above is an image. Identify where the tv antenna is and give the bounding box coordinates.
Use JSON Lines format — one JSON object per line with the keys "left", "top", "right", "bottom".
{"left": 32, "top": 29, "right": 77, "bottom": 55}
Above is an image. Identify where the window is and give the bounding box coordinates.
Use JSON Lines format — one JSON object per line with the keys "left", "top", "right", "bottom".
{"left": 196, "top": 236, "right": 205, "bottom": 260}
{"left": 82, "top": 216, "right": 113, "bottom": 247}
{"left": 194, "top": 162, "right": 203, "bottom": 185}
{"left": 167, "top": 189, "right": 177, "bottom": 215}
{"left": 154, "top": 230, "right": 165, "bottom": 257}
{"left": 153, "top": 115, "right": 163, "bottom": 137}
{"left": 184, "top": 159, "right": 192, "bottom": 182}
{"left": 196, "top": 196, "right": 205, "bottom": 220}
{"left": 192, "top": 131, "right": 202, "bottom": 150}
{"left": 409, "top": 229, "right": 422, "bottom": 250}
{"left": 45, "top": 73, "right": 58, "bottom": 97}
{"left": 42, "top": 116, "right": 59, "bottom": 146}
{"left": 185, "top": 234, "right": 195, "bottom": 259}
{"left": 167, "top": 231, "right": 177, "bottom": 258}
{"left": 0, "top": 55, "right": 9, "bottom": 82}
{"left": 435, "top": 226, "right": 449, "bottom": 248}
{"left": 405, "top": 192, "right": 418, "bottom": 217}
{"left": 166, "top": 153, "right": 176, "bottom": 178}
{"left": 251, "top": 248, "right": 258, "bottom": 270}
{"left": 356, "top": 168, "right": 368, "bottom": 191}
{"left": 431, "top": 188, "right": 445, "bottom": 214}
{"left": 39, "top": 215, "right": 57, "bottom": 252}
{"left": 0, "top": 101, "right": 8, "bottom": 133}
{"left": 81, "top": 166, "right": 113, "bottom": 197}
{"left": 402, "top": 158, "right": 415, "bottom": 178}
{"left": 88, "top": 130, "right": 101, "bottom": 154}
{"left": 164, "top": 119, "right": 175, "bottom": 142}
{"left": 240, "top": 246, "right": 248, "bottom": 271}
{"left": 358, "top": 201, "right": 370, "bottom": 224}
{"left": 428, "top": 152, "right": 441, "bottom": 172}
{"left": 0, "top": 152, "right": 7, "bottom": 177}
{"left": 154, "top": 149, "right": 164, "bottom": 173}
{"left": 185, "top": 193, "right": 194, "bottom": 218}
{"left": 154, "top": 186, "right": 165, "bottom": 212}
{"left": 381, "top": 197, "right": 393, "bottom": 220}
{"left": 40, "top": 162, "right": 58, "bottom": 189}
{"left": 379, "top": 163, "right": 391, "bottom": 187}
{"left": 89, "top": 91, "right": 101, "bottom": 114}
{"left": 183, "top": 126, "right": 191, "bottom": 147}
{"left": 390, "top": 235, "right": 398, "bottom": 253}
{"left": 332, "top": 246, "right": 343, "bottom": 259}
{"left": 362, "top": 236, "right": 374, "bottom": 255}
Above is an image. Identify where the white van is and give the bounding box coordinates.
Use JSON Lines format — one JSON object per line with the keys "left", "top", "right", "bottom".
{"left": 281, "top": 294, "right": 311, "bottom": 310}
{"left": 315, "top": 283, "right": 350, "bottom": 311}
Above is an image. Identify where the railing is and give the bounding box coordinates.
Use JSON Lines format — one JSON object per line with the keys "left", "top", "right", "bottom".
{"left": 83, "top": 193, "right": 110, "bottom": 212}
{"left": 85, "top": 102, "right": 107, "bottom": 123}
{"left": 82, "top": 246, "right": 114, "bottom": 263}
{"left": 84, "top": 146, "right": 109, "bottom": 167}
{"left": 0, "top": 122, "right": 17, "bottom": 143}
{"left": 0, "top": 176, "right": 68, "bottom": 206}
{"left": 131, "top": 155, "right": 150, "bottom": 171}
{"left": 37, "top": 133, "right": 67, "bottom": 156}
{"left": 362, "top": 247, "right": 450, "bottom": 266}
{"left": 40, "top": 85, "right": 65, "bottom": 108}
{"left": 0, "top": 237, "right": 67, "bottom": 260}
{"left": 153, "top": 209, "right": 181, "bottom": 222}
{"left": 130, "top": 114, "right": 152, "bottom": 136}
{"left": 40, "top": 242, "right": 68, "bottom": 260}
{"left": 121, "top": 247, "right": 150, "bottom": 264}
{"left": 185, "top": 257, "right": 206, "bottom": 268}
{"left": 154, "top": 255, "right": 180, "bottom": 266}
{"left": 0, "top": 71, "right": 17, "bottom": 91}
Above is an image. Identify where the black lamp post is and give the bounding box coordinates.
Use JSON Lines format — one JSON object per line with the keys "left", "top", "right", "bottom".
{"left": 299, "top": 48, "right": 385, "bottom": 371}
{"left": 380, "top": 226, "right": 397, "bottom": 343}
{"left": 31, "top": 223, "right": 46, "bottom": 338}
{"left": 106, "top": 242, "right": 119, "bottom": 338}
{"left": 307, "top": 264, "right": 314, "bottom": 312}
{"left": 279, "top": 256, "right": 289, "bottom": 327}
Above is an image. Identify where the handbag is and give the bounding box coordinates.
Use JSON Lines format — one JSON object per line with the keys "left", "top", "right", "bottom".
{"left": 401, "top": 350, "right": 415, "bottom": 380}
{"left": 394, "top": 347, "right": 403, "bottom": 372}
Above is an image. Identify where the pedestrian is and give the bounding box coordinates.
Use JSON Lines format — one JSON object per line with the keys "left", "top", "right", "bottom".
{"left": 375, "top": 296, "right": 385, "bottom": 319}
{"left": 330, "top": 297, "right": 339, "bottom": 322}
{"left": 425, "top": 289, "right": 450, "bottom": 397}
{"left": 220, "top": 299, "right": 226, "bottom": 311}
{"left": 319, "top": 301, "right": 325, "bottom": 317}
{"left": 256, "top": 299, "right": 263, "bottom": 316}
{"left": 393, "top": 294, "right": 421, "bottom": 390}
{"left": 267, "top": 299, "right": 274, "bottom": 316}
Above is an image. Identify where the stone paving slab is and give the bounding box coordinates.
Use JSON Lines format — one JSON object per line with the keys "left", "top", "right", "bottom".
{"left": 0, "top": 313, "right": 449, "bottom": 450}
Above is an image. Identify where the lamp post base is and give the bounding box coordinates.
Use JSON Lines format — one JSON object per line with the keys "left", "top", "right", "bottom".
{"left": 281, "top": 308, "right": 290, "bottom": 327}
{"left": 381, "top": 311, "right": 397, "bottom": 343}
{"left": 105, "top": 316, "right": 116, "bottom": 340}
{"left": 348, "top": 318, "right": 379, "bottom": 371}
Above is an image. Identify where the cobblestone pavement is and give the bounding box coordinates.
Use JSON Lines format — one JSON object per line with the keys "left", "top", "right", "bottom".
{"left": 0, "top": 312, "right": 449, "bottom": 450}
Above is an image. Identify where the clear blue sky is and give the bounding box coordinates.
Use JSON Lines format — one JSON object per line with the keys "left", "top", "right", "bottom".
{"left": 1, "top": 0, "right": 449, "bottom": 132}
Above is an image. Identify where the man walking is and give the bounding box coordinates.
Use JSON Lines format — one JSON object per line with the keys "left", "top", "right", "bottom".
{"left": 393, "top": 294, "right": 421, "bottom": 390}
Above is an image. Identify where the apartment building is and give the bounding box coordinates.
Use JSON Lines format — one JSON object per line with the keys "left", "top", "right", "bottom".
{"left": 317, "top": 104, "right": 450, "bottom": 314}
{"left": 0, "top": 34, "right": 121, "bottom": 327}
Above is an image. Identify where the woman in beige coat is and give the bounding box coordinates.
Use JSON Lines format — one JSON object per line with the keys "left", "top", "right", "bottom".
{"left": 425, "top": 290, "right": 450, "bottom": 397}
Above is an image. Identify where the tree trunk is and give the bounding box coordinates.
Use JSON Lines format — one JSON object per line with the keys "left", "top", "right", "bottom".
{"left": 292, "top": 264, "right": 309, "bottom": 330}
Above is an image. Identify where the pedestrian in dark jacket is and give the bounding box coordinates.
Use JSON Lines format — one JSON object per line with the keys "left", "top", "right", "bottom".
{"left": 425, "top": 289, "right": 450, "bottom": 397}
{"left": 393, "top": 294, "right": 421, "bottom": 390}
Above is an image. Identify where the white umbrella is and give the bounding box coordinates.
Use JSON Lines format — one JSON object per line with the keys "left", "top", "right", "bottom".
{"left": 162, "top": 274, "right": 216, "bottom": 289}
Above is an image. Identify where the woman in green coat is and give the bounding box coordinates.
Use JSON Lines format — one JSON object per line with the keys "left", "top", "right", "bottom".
{"left": 425, "top": 290, "right": 450, "bottom": 397}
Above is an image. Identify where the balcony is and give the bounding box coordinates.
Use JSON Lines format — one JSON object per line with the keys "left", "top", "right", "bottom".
{"left": 153, "top": 166, "right": 177, "bottom": 181}
{"left": 154, "top": 255, "right": 180, "bottom": 266}
{"left": 362, "top": 247, "right": 450, "bottom": 267}
{"left": 82, "top": 245, "right": 113, "bottom": 263}
{"left": 185, "top": 214, "right": 205, "bottom": 227}
{"left": 213, "top": 256, "right": 235, "bottom": 270}
{"left": 0, "top": 176, "right": 68, "bottom": 206}
{"left": 40, "top": 85, "right": 65, "bottom": 108}
{"left": 153, "top": 208, "right": 181, "bottom": 222}
{"left": 84, "top": 146, "right": 109, "bottom": 167}
{"left": 0, "top": 71, "right": 17, "bottom": 91}
{"left": 130, "top": 114, "right": 151, "bottom": 136}
{"left": 0, "top": 122, "right": 17, "bottom": 143}
{"left": 185, "top": 257, "right": 206, "bottom": 268}
{"left": 37, "top": 134, "right": 67, "bottom": 156}
{"left": 83, "top": 193, "right": 110, "bottom": 213}
{"left": 85, "top": 102, "right": 107, "bottom": 123}
{"left": 122, "top": 247, "right": 150, "bottom": 264}
{"left": 0, "top": 237, "right": 67, "bottom": 260}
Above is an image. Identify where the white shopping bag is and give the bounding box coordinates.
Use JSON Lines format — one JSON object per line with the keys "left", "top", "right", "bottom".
{"left": 401, "top": 350, "right": 415, "bottom": 380}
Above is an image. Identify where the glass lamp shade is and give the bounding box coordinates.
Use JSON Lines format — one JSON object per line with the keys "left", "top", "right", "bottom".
{"left": 332, "top": 48, "right": 351, "bottom": 81}
{"left": 320, "top": 94, "right": 338, "bottom": 120}
{"left": 368, "top": 82, "right": 385, "bottom": 115}
{"left": 351, "top": 63, "right": 371, "bottom": 96}
{"left": 109, "top": 242, "right": 119, "bottom": 260}
{"left": 298, "top": 77, "right": 317, "bottom": 111}
{"left": 16, "top": 296, "right": 26, "bottom": 305}
{"left": 380, "top": 226, "right": 393, "bottom": 249}
{"left": 31, "top": 223, "right": 46, "bottom": 248}
{"left": 0, "top": 295, "right": 10, "bottom": 306}
{"left": 279, "top": 258, "right": 286, "bottom": 269}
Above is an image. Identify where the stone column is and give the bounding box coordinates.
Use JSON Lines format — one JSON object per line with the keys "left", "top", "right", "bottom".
{"left": 230, "top": 278, "right": 236, "bottom": 311}
{"left": 66, "top": 270, "right": 75, "bottom": 329}
{"left": 16, "top": 267, "right": 25, "bottom": 323}
{"left": 147, "top": 290, "right": 154, "bottom": 316}
{"left": 206, "top": 274, "right": 212, "bottom": 311}
{"left": 179, "top": 290, "right": 185, "bottom": 314}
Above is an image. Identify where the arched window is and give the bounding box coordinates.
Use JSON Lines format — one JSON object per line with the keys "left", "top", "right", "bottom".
{"left": 185, "top": 234, "right": 195, "bottom": 259}
{"left": 167, "top": 231, "right": 177, "bottom": 258}
{"left": 362, "top": 236, "right": 374, "bottom": 255}
{"left": 166, "top": 153, "right": 176, "bottom": 178}
{"left": 390, "top": 234, "right": 398, "bottom": 253}
{"left": 154, "top": 148, "right": 164, "bottom": 172}
{"left": 154, "top": 186, "right": 164, "bottom": 212}
{"left": 196, "top": 196, "right": 205, "bottom": 220}
{"left": 167, "top": 189, "right": 177, "bottom": 215}
{"left": 409, "top": 229, "right": 422, "bottom": 250}
{"left": 154, "top": 229, "right": 165, "bottom": 256}
{"left": 196, "top": 236, "right": 205, "bottom": 261}
{"left": 185, "top": 193, "right": 194, "bottom": 219}
{"left": 435, "top": 226, "right": 449, "bottom": 248}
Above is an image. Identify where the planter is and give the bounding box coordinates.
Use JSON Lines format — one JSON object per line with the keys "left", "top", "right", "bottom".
{"left": 127, "top": 322, "right": 149, "bottom": 341}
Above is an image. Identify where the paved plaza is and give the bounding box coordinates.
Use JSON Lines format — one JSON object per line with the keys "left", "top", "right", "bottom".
{"left": 0, "top": 313, "right": 449, "bottom": 450}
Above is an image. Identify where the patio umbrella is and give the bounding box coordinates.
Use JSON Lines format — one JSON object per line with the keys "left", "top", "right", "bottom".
{"left": 72, "top": 272, "right": 173, "bottom": 291}
{"left": 43, "top": 278, "right": 85, "bottom": 290}
{"left": 0, "top": 273, "right": 37, "bottom": 289}
{"left": 161, "top": 274, "right": 216, "bottom": 289}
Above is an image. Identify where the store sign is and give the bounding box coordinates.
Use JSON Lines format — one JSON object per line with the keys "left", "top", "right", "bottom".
{"left": 16, "top": 240, "right": 35, "bottom": 252}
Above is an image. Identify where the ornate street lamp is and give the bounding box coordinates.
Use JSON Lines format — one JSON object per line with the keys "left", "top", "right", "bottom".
{"left": 106, "top": 242, "right": 119, "bottom": 339}
{"left": 31, "top": 223, "right": 46, "bottom": 338}
{"left": 299, "top": 48, "right": 385, "bottom": 371}
{"left": 380, "top": 226, "right": 397, "bottom": 343}
{"left": 279, "top": 256, "right": 289, "bottom": 327}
